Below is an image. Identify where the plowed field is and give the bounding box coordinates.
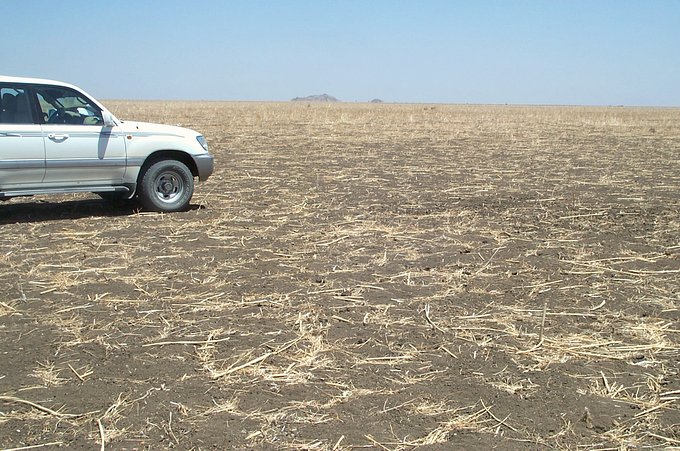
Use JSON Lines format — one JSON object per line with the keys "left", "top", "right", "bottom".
{"left": 1, "top": 102, "right": 679, "bottom": 449}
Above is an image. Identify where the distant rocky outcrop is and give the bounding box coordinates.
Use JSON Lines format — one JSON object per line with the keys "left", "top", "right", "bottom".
{"left": 292, "top": 94, "right": 339, "bottom": 102}
{"left": 370, "top": 99, "right": 384, "bottom": 103}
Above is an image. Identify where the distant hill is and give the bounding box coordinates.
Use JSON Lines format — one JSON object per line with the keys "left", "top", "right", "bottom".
{"left": 292, "top": 94, "right": 339, "bottom": 102}
{"left": 370, "top": 99, "right": 384, "bottom": 103}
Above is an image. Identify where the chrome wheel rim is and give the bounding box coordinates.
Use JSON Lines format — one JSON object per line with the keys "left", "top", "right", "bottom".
{"left": 153, "top": 171, "right": 184, "bottom": 204}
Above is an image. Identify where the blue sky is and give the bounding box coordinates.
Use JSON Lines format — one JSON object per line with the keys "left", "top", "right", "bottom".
{"left": 2, "top": 1, "right": 679, "bottom": 105}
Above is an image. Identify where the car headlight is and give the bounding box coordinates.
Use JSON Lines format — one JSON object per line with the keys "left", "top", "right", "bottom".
{"left": 196, "top": 135, "right": 209, "bottom": 151}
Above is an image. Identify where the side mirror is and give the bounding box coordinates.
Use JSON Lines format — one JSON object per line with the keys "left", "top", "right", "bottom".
{"left": 102, "top": 110, "right": 118, "bottom": 127}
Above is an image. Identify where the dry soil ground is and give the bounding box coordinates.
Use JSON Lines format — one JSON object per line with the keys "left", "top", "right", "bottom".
{"left": 1, "top": 102, "right": 679, "bottom": 450}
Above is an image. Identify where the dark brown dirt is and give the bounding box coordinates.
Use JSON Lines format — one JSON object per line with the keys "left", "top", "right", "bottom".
{"left": 1, "top": 103, "right": 679, "bottom": 450}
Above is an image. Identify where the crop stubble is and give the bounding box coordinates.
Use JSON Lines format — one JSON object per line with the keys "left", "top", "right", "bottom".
{"left": 0, "top": 102, "right": 679, "bottom": 449}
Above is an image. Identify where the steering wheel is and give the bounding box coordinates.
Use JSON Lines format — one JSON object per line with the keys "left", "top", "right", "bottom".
{"left": 47, "top": 108, "right": 66, "bottom": 124}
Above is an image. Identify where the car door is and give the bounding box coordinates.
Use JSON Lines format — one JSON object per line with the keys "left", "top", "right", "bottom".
{"left": 35, "top": 85, "right": 126, "bottom": 185}
{"left": 0, "top": 85, "right": 45, "bottom": 187}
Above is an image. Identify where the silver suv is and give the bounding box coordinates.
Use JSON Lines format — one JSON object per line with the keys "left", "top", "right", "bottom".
{"left": 0, "top": 76, "right": 214, "bottom": 212}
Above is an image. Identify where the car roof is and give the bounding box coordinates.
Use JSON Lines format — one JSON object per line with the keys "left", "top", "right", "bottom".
{"left": 0, "top": 75, "right": 79, "bottom": 90}
{"left": 0, "top": 75, "right": 111, "bottom": 113}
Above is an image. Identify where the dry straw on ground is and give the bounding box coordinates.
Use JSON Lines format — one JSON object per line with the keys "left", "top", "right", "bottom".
{"left": 1, "top": 101, "right": 679, "bottom": 449}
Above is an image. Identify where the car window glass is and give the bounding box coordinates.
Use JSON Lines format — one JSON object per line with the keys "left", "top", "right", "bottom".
{"left": 0, "top": 86, "right": 34, "bottom": 124}
{"left": 35, "top": 86, "right": 103, "bottom": 126}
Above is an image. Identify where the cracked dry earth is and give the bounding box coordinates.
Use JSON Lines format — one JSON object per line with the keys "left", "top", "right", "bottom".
{"left": 1, "top": 102, "right": 679, "bottom": 450}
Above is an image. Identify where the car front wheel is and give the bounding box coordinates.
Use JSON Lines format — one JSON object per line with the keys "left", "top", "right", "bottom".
{"left": 139, "top": 160, "right": 194, "bottom": 212}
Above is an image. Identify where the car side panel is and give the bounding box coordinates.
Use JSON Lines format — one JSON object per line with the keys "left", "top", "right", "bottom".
{"left": 121, "top": 131, "right": 200, "bottom": 184}
{"left": 0, "top": 123, "right": 45, "bottom": 186}
{"left": 42, "top": 124, "right": 127, "bottom": 184}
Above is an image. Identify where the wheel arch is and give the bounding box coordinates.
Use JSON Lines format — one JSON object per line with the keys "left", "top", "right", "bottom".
{"left": 137, "top": 150, "right": 198, "bottom": 185}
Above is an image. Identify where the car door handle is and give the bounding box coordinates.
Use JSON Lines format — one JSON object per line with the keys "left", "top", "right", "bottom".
{"left": 48, "top": 133, "right": 70, "bottom": 141}
{"left": 0, "top": 132, "right": 21, "bottom": 137}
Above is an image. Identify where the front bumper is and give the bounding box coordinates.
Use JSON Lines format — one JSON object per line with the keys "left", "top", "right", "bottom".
{"left": 193, "top": 154, "right": 215, "bottom": 181}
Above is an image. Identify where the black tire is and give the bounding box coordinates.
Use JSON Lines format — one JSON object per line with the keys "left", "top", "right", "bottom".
{"left": 139, "top": 160, "right": 194, "bottom": 212}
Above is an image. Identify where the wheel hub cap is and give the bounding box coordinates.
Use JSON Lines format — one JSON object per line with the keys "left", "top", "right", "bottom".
{"left": 154, "top": 172, "right": 184, "bottom": 202}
